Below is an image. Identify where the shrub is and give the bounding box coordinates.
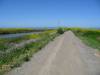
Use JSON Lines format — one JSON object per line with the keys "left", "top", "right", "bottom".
{"left": 57, "top": 27, "right": 64, "bottom": 34}
{"left": 23, "top": 56, "right": 30, "bottom": 62}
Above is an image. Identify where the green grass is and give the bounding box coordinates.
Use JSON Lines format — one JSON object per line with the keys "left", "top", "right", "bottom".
{"left": 67, "top": 28, "right": 100, "bottom": 51}
{"left": 0, "top": 28, "right": 47, "bottom": 34}
{"left": 0, "top": 28, "right": 34, "bottom": 34}
{"left": 0, "top": 29, "right": 58, "bottom": 75}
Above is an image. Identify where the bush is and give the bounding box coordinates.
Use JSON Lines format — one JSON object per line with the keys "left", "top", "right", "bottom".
{"left": 23, "top": 56, "right": 30, "bottom": 62}
{"left": 57, "top": 27, "right": 64, "bottom": 34}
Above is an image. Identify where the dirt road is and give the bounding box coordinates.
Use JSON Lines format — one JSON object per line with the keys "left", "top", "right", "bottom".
{"left": 5, "top": 31, "right": 100, "bottom": 75}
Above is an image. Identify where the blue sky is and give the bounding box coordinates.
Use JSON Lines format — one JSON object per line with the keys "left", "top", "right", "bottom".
{"left": 0, "top": 0, "right": 100, "bottom": 28}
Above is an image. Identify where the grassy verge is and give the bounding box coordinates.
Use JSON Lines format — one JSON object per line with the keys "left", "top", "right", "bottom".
{"left": 65, "top": 28, "right": 100, "bottom": 51}
{"left": 0, "top": 29, "right": 58, "bottom": 75}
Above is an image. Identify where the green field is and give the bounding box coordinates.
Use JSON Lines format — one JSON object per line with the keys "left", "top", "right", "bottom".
{"left": 0, "top": 28, "right": 47, "bottom": 34}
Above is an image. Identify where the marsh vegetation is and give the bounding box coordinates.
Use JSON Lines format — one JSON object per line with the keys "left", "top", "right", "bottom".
{"left": 0, "top": 29, "right": 58, "bottom": 75}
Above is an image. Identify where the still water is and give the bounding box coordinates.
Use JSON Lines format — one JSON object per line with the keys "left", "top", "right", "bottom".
{"left": 0, "top": 32, "right": 40, "bottom": 38}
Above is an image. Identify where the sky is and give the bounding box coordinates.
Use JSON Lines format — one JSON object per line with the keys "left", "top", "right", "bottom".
{"left": 0, "top": 0, "right": 100, "bottom": 28}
